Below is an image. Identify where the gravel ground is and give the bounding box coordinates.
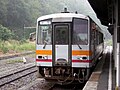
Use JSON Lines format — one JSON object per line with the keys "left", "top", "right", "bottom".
{"left": 0, "top": 53, "right": 37, "bottom": 90}
{"left": 0, "top": 72, "right": 37, "bottom": 90}
{"left": 0, "top": 53, "right": 35, "bottom": 73}
{"left": 18, "top": 78, "right": 55, "bottom": 90}
{"left": 0, "top": 53, "right": 84, "bottom": 90}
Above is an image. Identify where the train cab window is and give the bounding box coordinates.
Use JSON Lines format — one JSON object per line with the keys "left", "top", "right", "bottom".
{"left": 37, "top": 20, "right": 52, "bottom": 44}
{"left": 54, "top": 24, "right": 69, "bottom": 45}
{"left": 73, "top": 18, "right": 88, "bottom": 45}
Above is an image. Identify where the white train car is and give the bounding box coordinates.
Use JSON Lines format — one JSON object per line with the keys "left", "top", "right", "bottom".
{"left": 36, "top": 11, "right": 104, "bottom": 84}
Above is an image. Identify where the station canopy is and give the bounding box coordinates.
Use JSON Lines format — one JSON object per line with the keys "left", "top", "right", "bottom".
{"left": 88, "top": 0, "right": 112, "bottom": 26}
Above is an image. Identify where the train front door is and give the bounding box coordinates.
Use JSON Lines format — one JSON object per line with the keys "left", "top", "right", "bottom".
{"left": 53, "top": 23, "right": 71, "bottom": 66}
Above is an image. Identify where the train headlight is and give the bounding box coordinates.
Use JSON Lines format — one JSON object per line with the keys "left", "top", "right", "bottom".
{"left": 82, "top": 56, "right": 87, "bottom": 60}
{"left": 37, "top": 55, "right": 48, "bottom": 60}
{"left": 43, "top": 56, "right": 48, "bottom": 60}
{"left": 77, "top": 56, "right": 88, "bottom": 60}
{"left": 38, "top": 56, "right": 42, "bottom": 59}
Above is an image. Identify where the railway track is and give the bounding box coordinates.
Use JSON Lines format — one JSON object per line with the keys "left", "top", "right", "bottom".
{"left": 0, "top": 63, "right": 37, "bottom": 87}
{"left": 0, "top": 51, "right": 100, "bottom": 90}
{"left": 0, "top": 51, "right": 35, "bottom": 60}
{"left": 49, "top": 83, "right": 84, "bottom": 90}
{"left": 18, "top": 78, "right": 84, "bottom": 90}
{"left": 18, "top": 78, "right": 56, "bottom": 90}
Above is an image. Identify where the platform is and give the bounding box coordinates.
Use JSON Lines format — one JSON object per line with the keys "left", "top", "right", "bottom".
{"left": 83, "top": 46, "right": 116, "bottom": 90}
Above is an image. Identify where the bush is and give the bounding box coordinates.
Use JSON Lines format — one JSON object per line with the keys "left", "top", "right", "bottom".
{"left": 0, "top": 42, "right": 9, "bottom": 54}
{"left": 19, "top": 38, "right": 28, "bottom": 44}
{"left": 0, "top": 25, "right": 14, "bottom": 41}
{"left": 1, "top": 46, "right": 9, "bottom": 54}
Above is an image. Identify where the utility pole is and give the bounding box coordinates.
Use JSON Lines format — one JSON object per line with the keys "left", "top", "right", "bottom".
{"left": 115, "top": 0, "right": 120, "bottom": 89}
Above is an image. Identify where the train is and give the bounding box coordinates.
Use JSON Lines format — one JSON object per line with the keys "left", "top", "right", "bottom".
{"left": 36, "top": 10, "right": 104, "bottom": 84}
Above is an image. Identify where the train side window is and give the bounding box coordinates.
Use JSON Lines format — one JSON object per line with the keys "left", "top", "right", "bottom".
{"left": 99, "top": 32, "right": 103, "bottom": 44}
{"left": 73, "top": 18, "right": 88, "bottom": 45}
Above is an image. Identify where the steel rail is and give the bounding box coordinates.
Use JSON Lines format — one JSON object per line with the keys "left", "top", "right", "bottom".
{"left": 0, "top": 63, "right": 37, "bottom": 87}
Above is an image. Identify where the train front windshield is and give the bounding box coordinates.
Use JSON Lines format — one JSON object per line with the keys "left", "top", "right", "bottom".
{"left": 73, "top": 18, "right": 88, "bottom": 45}
{"left": 37, "top": 18, "right": 88, "bottom": 45}
{"left": 37, "top": 20, "right": 52, "bottom": 45}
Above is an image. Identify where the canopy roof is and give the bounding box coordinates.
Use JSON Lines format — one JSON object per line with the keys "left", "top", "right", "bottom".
{"left": 88, "top": 0, "right": 112, "bottom": 26}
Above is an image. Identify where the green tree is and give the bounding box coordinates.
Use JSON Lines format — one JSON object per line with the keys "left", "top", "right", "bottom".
{"left": 0, "top": 0, "right": 100, "bottom": 40}
{"left": 0, "top": 0, "right": 8, "bottom": 26}
{"left": 0, "top": 25, "right": 13, "bottom": 41}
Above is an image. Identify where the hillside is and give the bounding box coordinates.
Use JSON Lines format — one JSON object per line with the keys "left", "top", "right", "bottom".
{"left": 0, "top": 0, "right": 110, "bottom": 40}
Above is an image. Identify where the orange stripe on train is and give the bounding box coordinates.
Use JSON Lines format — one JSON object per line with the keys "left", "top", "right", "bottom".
{"left": 36, "top": 50, "right": 92, "bottom": 56}
{"left": 72, "top": 50, "right": 92, "bottom": 56}
{"left": 36, "top": 50, "right": 52, "bottom": 55}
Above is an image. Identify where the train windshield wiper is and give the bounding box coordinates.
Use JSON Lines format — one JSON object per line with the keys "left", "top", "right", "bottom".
{"left": 77, "top": 43, "right": 82, "bottom": 49}
{"left": 43, "top": 40, "right": 48, "bottom": 49}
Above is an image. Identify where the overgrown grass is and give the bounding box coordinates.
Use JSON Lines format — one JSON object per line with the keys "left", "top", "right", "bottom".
{"left": 7, "top": 59, "right": 23, "bottom": 64}
{"left": 0, "top": 40, "right": 35, "bottom": 54}
{"left": 26, "top": 53, "right": 35, "bottom": 58}
{"left": 15, "top": 43, "right": 35, "bottom": 52}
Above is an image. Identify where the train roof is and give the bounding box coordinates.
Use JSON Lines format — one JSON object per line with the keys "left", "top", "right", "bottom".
{"left": 37, "top": 13, "right": 89, "bottom": 21}
{"left": 37, "top": 13, "right": 103, "bottom": 33}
